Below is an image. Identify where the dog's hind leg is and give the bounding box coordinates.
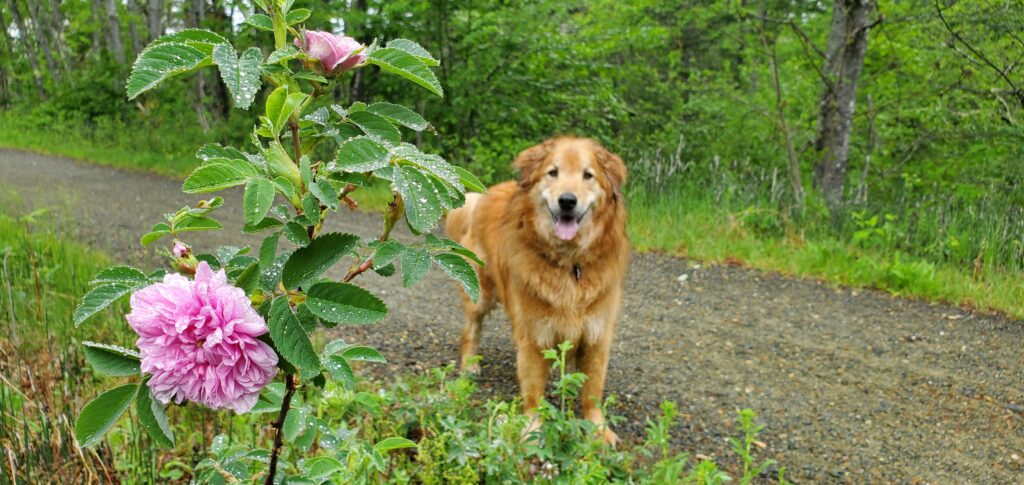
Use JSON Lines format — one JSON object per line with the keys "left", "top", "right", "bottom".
{"left": 459, "top": 278, "right": 495, "bottom": 374}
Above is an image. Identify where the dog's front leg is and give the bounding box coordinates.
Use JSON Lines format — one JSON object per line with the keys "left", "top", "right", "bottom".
{"left": 577, "top": 338, "right": 618, "bottom": 446}
{"left": 516, "top": 340, "right": 550, "bottom": 438}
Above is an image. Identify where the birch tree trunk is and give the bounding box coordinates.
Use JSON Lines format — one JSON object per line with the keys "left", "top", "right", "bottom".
{"left": 47, "top": 0, "right": 69, "bottom": 74}
{"left": 6, "top": 0, "right": 47, "bottom": 98}
{"left": 126, "top": 0, "right": 143, "bottom": 56}
{"left": 104, "top": 0, "right": 126, "bottom": 64}
{"left": 26, "top": 0, "right": 60, "bottom": 85}
{"left": 813, "top": 0, "right": 877, "bottom": 211}
{"left": 89, "top": 0, "right": 103, "bottom": 58}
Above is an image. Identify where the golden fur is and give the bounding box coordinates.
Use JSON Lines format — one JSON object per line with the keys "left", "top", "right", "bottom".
{"left": 444, "top": 136, "right": 629, "bottom": 444}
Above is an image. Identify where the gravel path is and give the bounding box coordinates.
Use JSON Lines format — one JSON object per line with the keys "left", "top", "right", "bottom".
{"left": 2, "top": 149, "right": 1022, "bottom": 483}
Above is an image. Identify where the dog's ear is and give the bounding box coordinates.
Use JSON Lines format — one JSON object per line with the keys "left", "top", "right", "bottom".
{"left": 513, "top": 142, "right": 549, "bottom": 188}
{"left": 597, "top": 146, "right": 627, "bottom": 200}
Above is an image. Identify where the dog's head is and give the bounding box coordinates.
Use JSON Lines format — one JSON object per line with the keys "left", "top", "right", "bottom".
{"left": 514, "top": 137, "right": 627, "bottom": 243}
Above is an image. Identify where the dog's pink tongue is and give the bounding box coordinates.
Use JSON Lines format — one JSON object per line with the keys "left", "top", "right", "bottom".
{"left": 554, "top": 218, "right": 579, "bottom": 240}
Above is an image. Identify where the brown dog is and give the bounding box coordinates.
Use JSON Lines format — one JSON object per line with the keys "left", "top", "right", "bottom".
{"left": 444, "top": 136, "right": 629, "bottom": 444}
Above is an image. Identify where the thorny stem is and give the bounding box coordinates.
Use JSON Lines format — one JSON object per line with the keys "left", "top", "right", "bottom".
{"left": 265, "top": 373, "right": 298, "bottom": 485}
{"left": 341, "top": 194, "right": 402, "bottom": 282}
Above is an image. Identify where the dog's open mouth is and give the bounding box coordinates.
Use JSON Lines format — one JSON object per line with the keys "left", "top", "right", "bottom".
{"left": 552, "top": 211, "right": 586, "bottom": 241}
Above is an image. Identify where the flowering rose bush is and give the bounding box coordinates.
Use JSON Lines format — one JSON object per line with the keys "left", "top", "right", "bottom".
{"left": 72, "top": 0, "right": 482, "bottom": 481}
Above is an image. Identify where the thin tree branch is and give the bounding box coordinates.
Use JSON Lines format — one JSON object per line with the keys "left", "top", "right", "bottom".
{"left": 265, "top": 373, "right": 298, "bottom": 485}
{"left": 934, "top": 0, "right": 1023, "bottom": 106}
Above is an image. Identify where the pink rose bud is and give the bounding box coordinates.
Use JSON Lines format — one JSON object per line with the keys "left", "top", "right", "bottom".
{"left": 295, "top": 31, "right": 366, "bottom": 75}
{"left": 172, "top": 241, "right": 190, "bottom": 258}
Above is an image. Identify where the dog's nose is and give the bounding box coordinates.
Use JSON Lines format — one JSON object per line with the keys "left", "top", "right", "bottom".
{"left": 558, "top": 193, "right": 577, "bottom": 211}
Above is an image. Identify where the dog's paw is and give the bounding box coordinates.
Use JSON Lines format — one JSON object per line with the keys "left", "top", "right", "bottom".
{"left": 521, "top": 415, "right": 543, "bottom": 443}
{"left": 599, "top": 426, "right": 619, "bottom": 447}
{"left": 460, "top": 361, "right": 481, "bottom": 376}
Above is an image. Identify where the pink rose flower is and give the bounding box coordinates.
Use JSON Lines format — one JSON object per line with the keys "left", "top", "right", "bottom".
{"left": 126, "top": 262, "right": 278, "bottom": 413}
{"left": 295, "top": 31, "right": 366, "bottom": 75}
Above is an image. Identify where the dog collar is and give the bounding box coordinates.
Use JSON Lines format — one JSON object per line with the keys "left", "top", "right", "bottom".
{"left": 573, "top": 264, "right": 581, "bottom": 282}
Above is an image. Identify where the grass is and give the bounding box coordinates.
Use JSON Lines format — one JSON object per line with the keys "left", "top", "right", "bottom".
{"left": 628, "top": 188, "right": 1024, "bottom": 319}
{"left": 1, "top": 114, "right": 1019, "bottom": 320}
{"left": 0, "top": 205, "right": 785, "bottom": 483}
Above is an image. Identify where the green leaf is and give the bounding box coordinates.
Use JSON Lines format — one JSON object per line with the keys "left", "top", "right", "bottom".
{"left": 74, "top": 284, "right": 134, "bottom": 327}
{"left": 392, "top": 145, "right": 460, "bottom": 186}
{"left": 83, "top": 342, "right": 140, "bottom": 376}
{"left": 285, "top": 8, "right": 311, "bottom": 25}
{"left": 269, "top": 298, "right": 321, "bottom": 379}
{"left": 368, "top": 48, "right": 443, "bottom": 97}
{"left": 454, "top": 166, "right": 487, "bottom": 193}
{"left": 374, "top": 437, "right": 418, "bottom": 453}
{"left": 127, "top": 42, "right": 211, "bottom": 100}
{"left": 302, "top": 456, "right": 344, "bottom": 481}
{"left": 385, "top": 39, "right": 440, "bottom": 67}
{"left": 136, "top": 384, "right": 174, "bottom": 447}
{"left": 281, "top": 232, "right": 359, "bottom": 289}
{"left": 149, "top": 28, "right": 230, "bottom": 55}
{"left": 283, "top": 406, "right": 309, "bottom": 442}
{"left": 400, "top": 247, "right": 430, "bottom": 287}
{"left": 140, "top": 223, "right": 171, "bottom": 246}
{"left": 354, "top": 392, "right": 382, "bottom": 416}
{"left": 183, "top": 161, "right": 259, "bottom": 193}
{"left": 266, "top": 86, "right": 308, "bottom": 136}
{"left": 234, "top": 262, "right": 261, "bottom": 294}
{"left": 371, "top": 240, "right": 404, "bottom": 269}
{"left": 284, "top": 221, "right": 311, "bottom": 246}
{"left": 243, "top": 178, "right": 276, "bottom": 226}
{"left": 196, "top": 143, "right": 249, "bottom": 164}
{"left": 213, "top": 44, "right": 263, "bottom": 110}
{"left": 324, "top": 355, "right": 354, "bottom": 388}
{"left": 309, "top": 180, "right": 339, "bottom": 211}
{"left": 91, "top": 266, "right": 149, "bottom": 286}
{"left": 245, "top": 13, "right": 274, "bottom": 31}
{"left": 75, "top": 384, "right": 139, "bottom": 448}
{"left": 267, "top": 45, "right": 302, "bottom": 64}
{"left": 366, "top": 102, "right": 430, "bottom": 131}
{"left": 334, "top": 136, "right": 390, "bottom": 173}
{"left": 342, "top": 346, "right": 387, "bottom": 363}
{"left": 304, "top": 282, "right": 387, "bottom": 325}
{"left": 394, "top": 165, "right": 442, "bottom": 233}
{"left": 262, "top": 250, "right": 290, "bottom": 292}
{"left": 347, "top": 111, "right": 401, "bottom": 144}
{"left": 433, "top": 253, "right": 480, "bottom": 302}
{"left": 243, "top": 217, "right": 283, "bottom": 233}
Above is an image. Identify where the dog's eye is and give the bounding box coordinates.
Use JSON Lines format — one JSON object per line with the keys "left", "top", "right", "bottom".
{"left": 583, "top": 171, "right": 594, "bottom": 180}
{"left": 548, "top": 168, "right": 558, "bottom": 177}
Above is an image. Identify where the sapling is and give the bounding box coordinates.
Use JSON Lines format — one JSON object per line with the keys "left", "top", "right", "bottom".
{"left": 71, "top": 1, "right": 483, "bottom": 482}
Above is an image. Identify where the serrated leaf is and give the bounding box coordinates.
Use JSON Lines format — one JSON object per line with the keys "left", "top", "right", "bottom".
{"left": 281, "top": 233, "right": 359, "bottom": 289}
{"left": 266, "top": 86, "right": 308, "bottom": 136}
{"left": 366, "top": 102, "right": 430, "bottom": 131}
{"left": 137, "top": 384, "right": 174, "bottom": 447}
{"left": 304, "top": 282, "right": 387, "bottom": 325}
{"left": 302, "top": 456, "right": 344, "bottom": 481}
{"left": 309, "top": 180, "right": 339, "bottom": 210}
{"left": 213, "top": 45, "right": 263, "bottom": 110}
{"left": 243, "top": 178, "right": 276, "bottom": 226}
{"left": 150, "top": 28, "right": 230, "bottom": 55}
{"left": 394, "top": 165, "right": 442, "bottom": 233}
{"left": 74, "top": 284, "right": 134, "bottom": 327}
{"left": 267, "top": 45, "right": 302, "bottom": 64}
{"left": 347, "top": 111, "right": 401, "bottom": 144}
{"left": 175, "top": 215, "right": 222, "bottom": 232}
{"left": 385, "top": 39, "right": 439, "bottom": 66}
{"left": 334, "top": 136, "right": 390, "bottom": 173}
{"left": 283, "top": 406, "right": 309, "bottom": 442}
{"left": 324, "top": 355, "right": 354, "bottom": 388}
{"left": 140, "top": 223, "right": 171, "bottom": 246}
{"left": 234, "top": 262, "right": 261, "bottom": 294}
{"left": 400, "top": 247, "right": 431, "bottom": 287}
{"left": 245, "top": 13, "right": 273, "bottom": 31}
{"left": 285, "top": 8, "right": 310, "bottom": 24}
{"left": 375, "top": 437, "right": 418, "bottom": 453}
{"left": 368, "top": 48, "right": 443, "bottom": 97}
{"left": 342, "top": 346, "right": 386, "bottom": 363}
{"left": 454, "top": 166, "right": 487, "bottom": 193}
{"left": 91, "top": 266, "right": 149, "bottom": 286}
{"left": 433, "top": 253, "right": 480, "bottom": 302}
{"left": 183, "top": 161, "right": 259, "bottom": 193}
{"left": 83, "top": 342, "right": 141, "bottom": 376}
{"left": 372, "top": 240, "right": 404, "bottom": 269}
{"left": 269, "top": 298, "right": 320, "bottom": 379}
{"left": 127, "top": 42, "right": 211, "bottom": 99}
{"left": 243, "top": 217, "right": 283, "bottom": 233}
{"left": 196, "top": 143, "right": 249, "bottom": 164}
{"left": 284, "top": 221, "right": 311, "bottom": 246}
{"left": 392, "top": 145, "right": 460, "bottom": 185}
{"left": 75, "top": 384, "right": 139, "bottom": 448}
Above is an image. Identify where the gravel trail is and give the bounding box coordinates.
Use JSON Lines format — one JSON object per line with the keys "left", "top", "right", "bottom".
{"left": 2, "top": 149, "right": 1022, "bottom": 483}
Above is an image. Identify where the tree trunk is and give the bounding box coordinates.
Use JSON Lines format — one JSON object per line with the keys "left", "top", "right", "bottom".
{"left": 26, "top": 0, "right": 60, "bottom": 85}
{"left": 47, "top": 0, "right": 69, "bottom": 74}
{"left": 89, "top": 0, "right": 103, "bottom": 58}
{"left": 146, "top": 0, "right": 164, "bottom": 41}
{"left": 126, "top": 0, "right": 143, "bottom": 56}
{"left": 813, "top": 0, "right": 877, "bottom": 211}
{"left": 104, "top": 0, "right": 126, "bottom": 63}
{"left": 6, "top": 0, "right": 47, "bottom": 98}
